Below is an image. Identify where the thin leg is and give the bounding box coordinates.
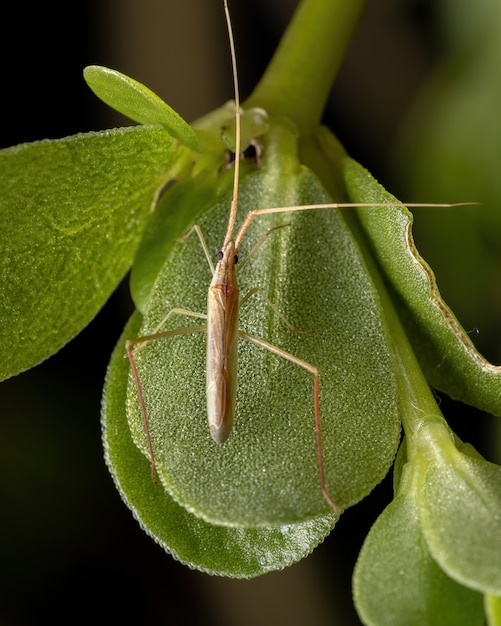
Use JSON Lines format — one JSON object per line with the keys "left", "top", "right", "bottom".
{"left": 234, "top": 202, "right": 475, "bottom": 250}
{"left": 236, "top": 224, "right": 289, "bottom": 272}
{"left": 132, "top": 308, "right": 207, "bottom": 355}
{"left": 126, "top": 323, "right": 207, "bottom": 480}
{"left": 130, "top": 225, "right": 211, "bottom": 478}
{"left": 176, "top": 224, "right": 215, "bottom": 274}
{"left": 239, "top": 330, "right": 340, "bottom": 520}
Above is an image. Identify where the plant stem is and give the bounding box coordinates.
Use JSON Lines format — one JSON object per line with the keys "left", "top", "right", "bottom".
{"left": 346, "top": 215, "right": 446, "bottom": 445}
{"left": 245, "top": 0, "right": 366, "bottom": 135}
{"left": 378, "top": 280, "right": 449, "bottom": 453}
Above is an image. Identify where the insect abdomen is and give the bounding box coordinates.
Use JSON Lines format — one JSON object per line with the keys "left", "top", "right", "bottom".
{"left": 206, "top": 245, "right": 239, "bottom": 444}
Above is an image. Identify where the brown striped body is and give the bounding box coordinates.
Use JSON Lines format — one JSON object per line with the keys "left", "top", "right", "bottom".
{"left": 206, "top": 241, "right": 239, "bottom": 443}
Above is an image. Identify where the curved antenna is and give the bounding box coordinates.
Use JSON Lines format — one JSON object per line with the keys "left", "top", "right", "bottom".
{"left": 222, "top": 0, "right": 241, "bottom": 249}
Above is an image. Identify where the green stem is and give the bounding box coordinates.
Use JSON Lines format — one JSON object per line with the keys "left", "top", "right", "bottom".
{"left": 389, "top": 304, "right": 444, "bottom": 432}
{"left": 378, "top": 282, "right": 453, "bottom": 459}
{"left": 385, "top": 298, "right": 460, "bottom": 464}
{"left": 245, "top": 0, "right": 366, "bottom": 135}
{"left": 346, "top": 214, "right": 446, "bottom": 446}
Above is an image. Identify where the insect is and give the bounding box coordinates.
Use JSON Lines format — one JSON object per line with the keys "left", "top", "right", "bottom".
{"left": 125, "top": 0, "right": 474, "bottom": 522}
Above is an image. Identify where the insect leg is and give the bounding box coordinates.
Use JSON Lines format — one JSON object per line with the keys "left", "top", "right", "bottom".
{"left": 239, "top": 330, "right": 340, "bottom": 520}
{"left": 131, "top": 308, "right": 207, "bottom": 355}
{"left": 176, "top": 224, "right": 215, "bottom": 274}
{"left": 128, "top": 222, "right": 213, "bottom": 477}
{"left": 236, "top": 224, "right": 289, "bottom": 271}
{"left": 126, "top": 322, "right": 207, "bottom": 480}
{"left": 234, "top": 202, "right": 478, "bottom": 250}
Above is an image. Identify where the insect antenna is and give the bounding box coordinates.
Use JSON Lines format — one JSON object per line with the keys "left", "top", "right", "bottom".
{"left": 222, "top": 0, "right": 241, "bottom": 250}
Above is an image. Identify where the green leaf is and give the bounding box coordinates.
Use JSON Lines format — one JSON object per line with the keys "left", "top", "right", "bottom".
{"left": 0, "top": 126, "right": 181, "bottom": 380}
{"left": 102, "top": 311, "right": 335, "bottom": 577}
{"left": 84, "top": 66, "right": 199, "bottom": 151}
{"left": 342, "top": 158, "right": 501, "bottom": 416}
{"left": 417, "top": 429, "right": 501, "bottom": 595}
{"left": 124, "top": 119, "right": 401, "bottom": 527}
{"left": 353, "top": 466, "right": 484, "bottom": 626}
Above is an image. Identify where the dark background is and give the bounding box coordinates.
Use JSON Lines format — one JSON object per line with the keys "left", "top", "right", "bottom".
{"left": 1, "top": 1, "right": 499, "bottom": 624}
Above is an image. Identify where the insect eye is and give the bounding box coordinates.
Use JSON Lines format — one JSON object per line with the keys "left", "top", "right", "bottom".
{"left": 234, "top": 255, "right": 238, "bottom": 265}
{"left": 217, "top": 251, "right": 224, "bottom": 261}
